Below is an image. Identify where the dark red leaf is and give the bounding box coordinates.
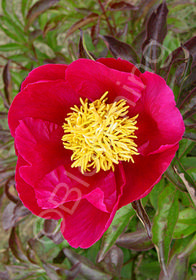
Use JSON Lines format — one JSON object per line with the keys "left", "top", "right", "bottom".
{"left": 29, "top": 29, "right": 42, "bottom": 41}
{"left": 5, "top": 264, "right": 35, "bottom": 279}
{"left": 0, "top": 271, "right": 10, "bottom": 280}
{"left": 14, "top": 201, "right": 31, "bottom": 220}
{"left": 65, "top": 13, "right": 99, "bottom": 39}
{"left": 162, "top": 37, "right": 196, "bottom": 82}
{"left": 108, "top": 1, "right": 138, "bottom": 11}
{"left": 57, "top": 263, "right": 81, "bottom": 280}
{"left": 179, "top": 86, "right": 196, "bottom": 111}
{"left": 5, "top": 176, "right": 18, "bottom": 203}
{"left": 183, "top": 105, "right": 196, "bottom": 121}
{"left": 136, "top": 0, "right": 158, "bottom": 22}
{"left": 43, "top": 15, "right": 65, "bottom": 37}
{"left": 44, "top": 53, "right": 67, "bottom": 64}
{"left": 180, "top": 66, "right": 196, "bottom": 98}
{"left": 63, "top": 248, "right": 112, "bottom": 280}
{"left": 142, "top": 1, "right": 169, "bottom": 72}
{"left": 183, "top": 36, "right": 196, "bottom": 66}
{"left": 91, "top": 19, "right": 100, "bottom": 46}
{"left": 25, "top": 0, "right": 60, "bottom": 32}
{"left": 2, "top": 201, "right": 30, "bottom": 230}
{"left": 116, "top": 229, "right": 154, "bottom": 251}
{"left": 100, "top": 245, "right": 123, "bottom": 277}
{"left": 159, "top": 250, "right": 189, "bottom": 280}
{"left": 132, "top": 200, "right": 152, "bottom": 239}
{"left": 42, "top": 262, "right": 61, "bottom": 280}
{"left": 2, "top": 202, "right": 17, "bottom": 230}
{"left": 100, "top": 35, "right": 139, "bottom": 63}
{"left": 8, "top": 226, "right": 28, "bottom": 262}
{"left": 26, "top": 247, "right": 40, "bottom": 265}
{"left": 3, "top": 61, "right": 12, "bottom": 105}
{"left": 43, "top": 220, "right": 64, "bottom": 244}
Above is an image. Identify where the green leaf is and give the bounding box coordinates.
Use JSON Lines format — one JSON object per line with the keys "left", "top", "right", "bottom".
{"left": 149, "top": 179, "right": 165, "bottom": 210}
{"left": 139, "top": 260, "right": 161, "bottom": 279}
{"left": 0, "top": 15, "right": 26, "bottom": 43}
{"left": 0, "top": 43, "right": 26, "bottom": 52}
{"left": 152, "top": 184, "right": 179, "bottom": 275}
{"left": 97, "top": 204, "right": 135, "bottom": 262}
{"left": 21, "top": 0, "right": 32, "bottom": 20}
{"left": 1, "top": 0, "right": 8, "bottom": 16}
{"left": 178, "top": 139, "right": 195, "bottom": 159}
{"left": 173, "top": 208, "right": 196, "bottom": 239}
{"left": 0, "top": 22, "right": 19, "bottom": 42}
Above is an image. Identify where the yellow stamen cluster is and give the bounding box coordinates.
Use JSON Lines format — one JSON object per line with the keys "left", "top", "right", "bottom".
{"left": 62, "top": 92, "right": 139, "bottom": 173}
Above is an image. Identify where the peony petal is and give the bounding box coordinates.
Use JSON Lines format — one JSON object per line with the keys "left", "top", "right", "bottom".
{"left": 66, "top": 59, "right": 145, "bottom": 105}
{"left": 59, "top": 164, "right": 126, "bottom": 248}
{"left": 15, "top": 117, "right": 68, "bottom": 186}
{"left": 118, "top": 143, "right": 179, "bottom": 208}
{"left": 21, "top": 64, "right": 67, "bottom": 90}
{"left": 60, "top": 198, "right": 118, "bottom": 248}
{"left": 85, "top": 171, "right": 117, "bottom": 212}
{"left": 136, "top": 71, "right": 185, "bottom": 155}
{"left": 16, "top": 156, "right": 63, "bottom": 219}
{"left": 35, "top": 165, "right": 117, "bottom": 213}
{"left": 35, "top": 165, "right": 83, "bottom": 209}
{"left": 35, "top": 165, "right": 90, "bottom": 209}
{"left": 85, "top": 188, "right": 108, "bottom": 212}
{"left": 8, "top": 80, "right": 79, "bottom": 137}
{"left": 97, "top": 57, "right": 141, "bottom": 76}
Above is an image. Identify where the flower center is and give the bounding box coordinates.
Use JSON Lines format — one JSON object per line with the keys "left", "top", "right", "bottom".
{"left": 62, "top": 92, "right": 139, "bottom": 173}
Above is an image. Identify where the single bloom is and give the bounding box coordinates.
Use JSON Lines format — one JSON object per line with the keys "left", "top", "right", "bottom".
{"left": 8, "top": 58, "right": 185, "bottom": 248}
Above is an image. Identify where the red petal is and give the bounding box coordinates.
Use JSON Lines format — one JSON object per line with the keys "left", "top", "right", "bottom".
{"left": 21, "top": 64, "right": 67, "bottom": 90}
{"left": 35, "top": 165, "right": 89, "bottom": 209}
{"left": 60, "top": 198, "right": 118, "bottom": 248}
{"left": 85, "top": 171, "right": 117, "bottom": 212}
{"left": 66, "top": 59, "right": 145, "bottom": 105}
{"left": 15, "top": 118, "right": 68, "bottom": 186}
{"left": 8, "top": 80, "right": 79, "bottom": 136}
{"left": 118, "top": 144, "right": 179, "bottom": 208}
{"left": 59, "top": 165, "right": 125, "bottom": 248}
{"left": 16, "top": 156, "right": 62, "bottom": 219}
{"left": 97, "top": 57, "right": 141, "bottom": 76}
{"left": 35, "top": 166, "right": 116, "bottom": 213}
{"left": 135, "top": 71, "right": 185, "bottom": 155}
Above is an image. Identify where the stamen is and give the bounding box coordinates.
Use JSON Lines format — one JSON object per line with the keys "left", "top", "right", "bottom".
{"left": 62, "top": 92, "right": 139, "bottom": 173}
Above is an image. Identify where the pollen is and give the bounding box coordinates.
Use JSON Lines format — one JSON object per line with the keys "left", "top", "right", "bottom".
{"left": 62, "top": 92, "right": 139, "bottom": 173}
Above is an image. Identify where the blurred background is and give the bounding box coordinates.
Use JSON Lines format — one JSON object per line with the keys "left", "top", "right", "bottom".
{"left": 0, "top": 0, "right": 196, "bottom": 279}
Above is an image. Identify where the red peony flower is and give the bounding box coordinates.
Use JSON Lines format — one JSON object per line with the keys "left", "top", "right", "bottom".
{"left": 8, "top": 58, "right": 185, "bottom": 248}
